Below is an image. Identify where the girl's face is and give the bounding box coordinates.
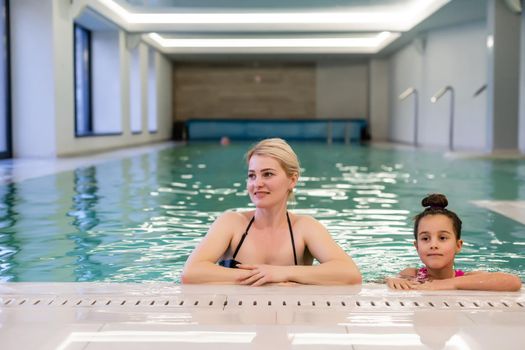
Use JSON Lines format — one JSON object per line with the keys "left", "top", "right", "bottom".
{"left": 414, "top": 214, "right": 463, "bottom": 270}
{"left": 247, "top": 155, "right": 297, "bottom": 208}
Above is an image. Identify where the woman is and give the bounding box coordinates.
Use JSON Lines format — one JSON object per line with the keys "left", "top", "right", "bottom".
{"left": 181, "top": 138, "right": 362, "bottom": 285}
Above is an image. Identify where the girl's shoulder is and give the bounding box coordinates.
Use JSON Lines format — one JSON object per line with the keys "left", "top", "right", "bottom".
{"left": 463, "top": 270, "right": 483, "bottom": 276}
{"left": 399, "top": 267, "right": 418, "bottom": 278}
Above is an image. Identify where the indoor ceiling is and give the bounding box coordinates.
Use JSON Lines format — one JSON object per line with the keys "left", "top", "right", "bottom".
{"left": 80, "top": 0, "right": 488, "bottom": 60}
{"left": 118, "top": 0, "right": 453, "bottom": 11}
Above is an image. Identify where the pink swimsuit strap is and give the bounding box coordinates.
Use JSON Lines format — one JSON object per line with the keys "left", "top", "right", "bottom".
{"left": 416, "top": 267, "right": 464, "bottom": 282}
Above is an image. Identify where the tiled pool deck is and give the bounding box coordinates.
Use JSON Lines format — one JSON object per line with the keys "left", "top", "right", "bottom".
{"left": 0, "top": 282, "right": 523, "bottom": 349}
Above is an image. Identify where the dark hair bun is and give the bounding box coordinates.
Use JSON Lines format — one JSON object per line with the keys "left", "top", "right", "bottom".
{"left": 422, "top": 193, "right": 448, "bottom": 209}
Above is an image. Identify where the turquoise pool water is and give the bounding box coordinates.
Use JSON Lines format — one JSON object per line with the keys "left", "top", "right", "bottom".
{"left": 0, "top": 142, "right": 524, "bottom": 283}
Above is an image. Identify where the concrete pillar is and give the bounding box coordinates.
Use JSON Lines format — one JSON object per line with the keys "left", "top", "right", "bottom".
{"left": 518, "top": 3, "right": 525, "bottom": 154}
{"left": 486, "top": 0, "right": 521, "bottom": 152}
{"left": 369, "top": 59, "right": 390, "bottom": 142}
{"left": 10, "top": 0, "right": 56, "bottom": 157}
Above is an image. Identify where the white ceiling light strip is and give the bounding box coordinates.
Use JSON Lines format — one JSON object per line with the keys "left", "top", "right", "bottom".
{"left": 148, "top": 32, "right": 392, "bottom": 48}
{"left": 145, "top": 32, "right": 401, "bottom": 54}
{"left": 149, "top": 32, "right": 392, "bottom": 48}
{"left": 92, "top": 0, "right": 447, "bottom": 53}
{"left": 98, "top": 0, "right": 450, "bottom": 32}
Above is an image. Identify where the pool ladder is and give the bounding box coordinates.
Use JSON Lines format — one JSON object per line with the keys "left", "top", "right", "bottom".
{"left": 326, "top": 122, "right": 352, "bottom": 144}
{"left": 430, "top": 84, "right": 486, "bottom": 151}
{"left": 399, "top": 87, "right": 419, "bottom": 146}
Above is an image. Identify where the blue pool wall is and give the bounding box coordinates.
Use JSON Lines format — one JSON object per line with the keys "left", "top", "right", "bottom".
{"left": 184, "top": 119, "right": 369, "bottom": 142}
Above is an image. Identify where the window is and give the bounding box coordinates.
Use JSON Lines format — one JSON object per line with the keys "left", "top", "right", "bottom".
{"left": 129, "top": 45, "right": 142, "bottom": 134}
{"left": 74, "top": 24, "right": 93, "bottom": 136}
{"left": 0, "top": 0, "right": 11, "bottom": 158}
{"left": 147, "top": 47, "right": 157, "bottom": 133}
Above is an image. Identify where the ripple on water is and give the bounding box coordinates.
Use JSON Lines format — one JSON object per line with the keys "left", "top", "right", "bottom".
{"left": 1, "top": 143, "right": 524, "bottom": 282}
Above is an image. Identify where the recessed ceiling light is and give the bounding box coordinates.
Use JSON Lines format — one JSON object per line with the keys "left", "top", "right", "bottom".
{"left": 97, "top": 0, "right": 450, "bottom": 32}
{"left": 145, "top": 32, "right": 400, "bottom": 53}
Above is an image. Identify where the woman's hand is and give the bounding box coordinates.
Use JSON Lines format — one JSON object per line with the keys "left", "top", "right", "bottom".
{"left": 237, "top": 264, "right": 289, "bottom": 286}
{"left": 386, "top": 277, "right": 420, "bottom": 290}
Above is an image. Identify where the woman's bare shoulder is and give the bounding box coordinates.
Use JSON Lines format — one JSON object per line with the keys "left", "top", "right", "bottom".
{"left": 213, "top": 210, "right": 253, "bottom": 225}
{"left": 207, "top": 211, "right": 254, "bottom": 240}
{"left": 289, "top": 213, "right": 326, "bottom": 233}
{"left": 290, "top": 212, "right": 317, "bottom": 224}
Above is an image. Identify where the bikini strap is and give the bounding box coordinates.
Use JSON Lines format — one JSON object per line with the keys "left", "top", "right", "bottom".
{"left": 231, "top": 216, "right": 255, "bottom": 259}
{"left": 286, "top": 212, "right": 298, "bottom": 265}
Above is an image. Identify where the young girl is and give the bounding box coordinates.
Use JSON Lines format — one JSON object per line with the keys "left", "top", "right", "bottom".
{"left": 387, "top": 193, "right": 522, "bottom": 291}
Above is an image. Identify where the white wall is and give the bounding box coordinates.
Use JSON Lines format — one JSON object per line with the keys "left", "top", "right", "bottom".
{"left": 316, "top": 61, "right": 368, "bottom": 119}
{"left": 156, "top": 53, "right": 173, "bottom": 137}
{"left": 487, "top": 0, "right": 520, "bottom": 152}
{"left": 147, "top": 47, "right": 158, "bottom": 132}
{"left": 520, "top": 7, "right": 525, "bottom": 153}
{"left": 139, "top": 43, "right": 149, "bottom": 136}
{"left": 11, "top": 0, "right": 173, "bottom": 158}
{"left": 11, "top": 0, "right": 56, "bottom": 157}
{"left": 92, "top": 31, "right": 121, "bottom": 134}
{"left": 389, "top": 41, "right": 423, "bottom": 144}
{"left": 129, "top": 45, "right": 142, "bottom": 133}
{"left": 388, "top": 21, "right": 487, "bottom": 150}
{"left": 369, "top": 58, "right": 389, "bottom": 141}
{"left": 422, "top": 22, "right": 487, "bottom": 150}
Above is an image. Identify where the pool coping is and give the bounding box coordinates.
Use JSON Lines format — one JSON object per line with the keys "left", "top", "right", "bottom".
{"left": 1, "top": 283, "right": 524, "bottom": 350}
{"left": 1, "top": 282, "right": 523, "bottom": 309}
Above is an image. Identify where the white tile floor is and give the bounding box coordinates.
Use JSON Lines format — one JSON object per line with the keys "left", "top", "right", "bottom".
{"left": 0, "top": 141, "right": 178, "bottom": 184}
{"left": 0, "top": 283, "right": 523, "bottom": 349}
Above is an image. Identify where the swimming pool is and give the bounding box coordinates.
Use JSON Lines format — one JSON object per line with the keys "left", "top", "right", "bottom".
{"left": 0, "top": 142, "right": 523, "bottom": 283}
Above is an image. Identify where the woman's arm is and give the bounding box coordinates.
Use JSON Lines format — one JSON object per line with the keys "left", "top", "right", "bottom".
{"left": 413, "top": 272, "right": 522, "bottom": 292}
{"left": 181, "top": 212, "right": 257, "bottom": 284}
{"left": 287, "top": 216, "right": 362, "bottom": 285}
{"left": 239, "top": 216, "right": 361, "bottom": 286}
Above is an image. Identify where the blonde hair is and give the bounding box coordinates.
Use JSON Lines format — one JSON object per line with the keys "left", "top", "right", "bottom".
{"left": 245, "top": 138, "right": 300, "bottom": 200}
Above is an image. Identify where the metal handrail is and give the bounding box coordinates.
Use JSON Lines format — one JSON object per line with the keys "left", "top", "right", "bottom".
{"left": 430, "top": 85, "right": 454, "bottom": 150}
{"left": 327, "top": 121, "right": 332, "bottom": 144}
{"left": 473, "top": 84, "right": 487, "bottom": 97}
{"left": 398, "top": 87, "right": 418, "bottom": 146}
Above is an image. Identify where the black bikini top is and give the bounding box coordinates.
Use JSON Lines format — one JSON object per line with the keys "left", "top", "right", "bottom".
{"left": 219, "top": 212, "right": 298, "bottom": 268}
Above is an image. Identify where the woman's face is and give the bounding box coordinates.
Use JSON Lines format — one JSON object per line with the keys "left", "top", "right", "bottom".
{"left": 247, "top": 155, "right": 297, "bottom": 208}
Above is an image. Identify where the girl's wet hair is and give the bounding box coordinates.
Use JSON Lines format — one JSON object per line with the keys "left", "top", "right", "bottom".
{"left": 413, "top": 193, "right": 462, "bottom": 239}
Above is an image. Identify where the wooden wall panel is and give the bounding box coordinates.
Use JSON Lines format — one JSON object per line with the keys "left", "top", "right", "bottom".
{"left": 173, "top": 63, "right": 316, "bottom": 120}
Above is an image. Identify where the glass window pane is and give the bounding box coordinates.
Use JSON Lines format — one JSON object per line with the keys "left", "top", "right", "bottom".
{"left": 0, "top": 0, "right": 10, "bottom": 156}
{"left": 74, "top": 24, "right": 92, "bottom": 136}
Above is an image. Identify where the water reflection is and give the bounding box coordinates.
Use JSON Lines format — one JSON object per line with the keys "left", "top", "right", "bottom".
{"left": 465, "top": 160, "right": 525, "bottom": 276}
{"left": 0, "top": 143, "right": 523, "bottom": 283}
{"left": 68, "top": 167, "right": 99, "bottom": 231}
{"left": 0, "top": 182, "right": 18, "bottom": 281}
{"left": 66, "top": 166, "right": 103, "bottom": 281}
